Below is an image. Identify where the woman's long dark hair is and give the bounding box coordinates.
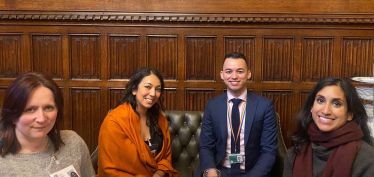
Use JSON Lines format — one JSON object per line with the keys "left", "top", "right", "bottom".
{"left": 117, "top": 67, "right": 165, "bottom": 136}
{"left": 292, "top": 77, "right": 373, "bottom": 153}
{"left": 0, "top": 72, "right": 64, "bottom": 157}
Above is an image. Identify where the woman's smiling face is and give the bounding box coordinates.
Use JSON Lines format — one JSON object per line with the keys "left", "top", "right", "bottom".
{"left": 311, "top": 85, "right": 353, "bottom": 132}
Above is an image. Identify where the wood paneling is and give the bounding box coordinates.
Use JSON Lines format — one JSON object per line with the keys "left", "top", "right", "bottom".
{"left": 108, "top": 35, "right": 140, "bottom": 80}
{"left": 71, "top": 88, "right": 102, "bottom": 153}
{"left": 224, "top": 36, "right": 255, "bottom": 81}
{"left": 31, "top": 34, "right": 63, "bottom": 79}
{"left": 186, "top": 37, "right": 216, "bottom": 81}
{"left": 2, "top": 1, "right": 374, "bottom": 150}
{"left": 302, "top": 37, "right": 333, "bottom": 82}
{"left": 70, "top": 35, "right": 101, "bottom": 80}
{"left": 341, "top": 37, "right": 374, "bottom": 79}
{"left": 300, "top": 91, "right": 311, "bottom": 107}
{"left": 0, "top": 87, "right": 6, "bottom": 108}
{"left": 2, "top": 0, "right": 374, "bottom": 14}
{"left": 148, "top": 36, "right": 178, "bottom": 80}
{"left": 185, "top": 89, "right": 216, "bottom": 111}
{"left": 0, "top": 34, "right": 22, "bottom": 78}
{"left": 108, "top": 88, "right": 125, "bottom": 110}
{"left": 163, "top": 88, "right": 177, "bottom": 111}
{"left": 262, "top": 90, "right": 293, "bottom": 147}
{"left": 263, "top": 36, "right": 294, "bottom": 82}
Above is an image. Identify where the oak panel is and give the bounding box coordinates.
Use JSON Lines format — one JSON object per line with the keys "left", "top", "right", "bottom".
{"left": 186, "top": 37, "right": 216, "bottom": 81}
{"left": 341, "top": 37, "right": 374, "bottom": 79}
{"left": 148, "top": 36, "right": 178, "bottom": 80}
{"left": 0, "top": 87, "right": 6, "bottom": 108}
{"left": 300, "top": 90, "right": 311, "bottom": 107}
{"left": 302, "top": 37, "right": 333, "bottom": 82}
{"left": 163, "top": 88, "right": 177, "bottom": 111}
{"left": 71, "top": 88, "right": 102, "bottom": 153}
{"left": 108, "top": 35, "right": 140, "bottom": 80}
{"left": 108, "top": 88, "right": 126, "bottom": 110}
{"left": 31, "top": 35, "right": 63, "bottom": 79}
{"left": 70, "top": 35, "right": 101, "bottom": 80}
{"left": 224, "top": 36, "right": 255, "bottom": 81}
{"left": 263, "top": 36, "right": 294, "bottom": 82}
{"left": 0, "top": 34, "right": 22, "bottom": 78}
{"left": 185, "top": 89, "right": 216, "bottom": 111}
{"left": 262, "top": 90, "right": 293, "bottom": 147}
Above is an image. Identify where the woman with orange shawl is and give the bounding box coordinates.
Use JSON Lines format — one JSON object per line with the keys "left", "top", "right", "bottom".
{"left": 97, "top": 67, "right": 178, "bottom": 177}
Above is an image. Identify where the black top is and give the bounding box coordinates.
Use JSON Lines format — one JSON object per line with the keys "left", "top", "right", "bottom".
{"left": 144, "top": 125, "right": 163, "bottom": 157}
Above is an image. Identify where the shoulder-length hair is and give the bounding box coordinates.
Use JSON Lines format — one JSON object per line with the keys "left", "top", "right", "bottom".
{"left": 292, "top": 77, "right": 373, "bottom": 153}
{"left": 117, "top": 67, "right": 165, "bottom": 135}
{"left": 0, "top": 72, "right": 64, "bottom": 156}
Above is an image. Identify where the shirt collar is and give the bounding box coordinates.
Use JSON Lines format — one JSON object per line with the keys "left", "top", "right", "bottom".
{"left": 227, "top": 89, "right": 247, "bottom": 102}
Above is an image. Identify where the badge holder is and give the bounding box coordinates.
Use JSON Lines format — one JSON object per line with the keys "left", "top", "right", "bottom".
{"left": 47, "top": 153, "right": 81, "bottom": 177}
{"left": 228, "top": 154, "right": 244, "bottom": 164}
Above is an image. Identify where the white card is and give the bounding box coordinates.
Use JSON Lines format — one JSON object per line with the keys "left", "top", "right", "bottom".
{"left": 49, "top": 165, "right": 80, "bottom": 177}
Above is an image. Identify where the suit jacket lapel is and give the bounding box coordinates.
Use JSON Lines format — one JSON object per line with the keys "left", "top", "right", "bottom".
{"left": 244, "top": 91, "right": 258, "bottom": 147}
{"left": 219, "top": 94, "right": 228, "bottom": 144}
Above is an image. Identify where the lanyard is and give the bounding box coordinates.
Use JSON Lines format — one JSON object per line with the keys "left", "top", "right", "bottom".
{"left": 227, "top": 100, "right": 246, "bottom": 153}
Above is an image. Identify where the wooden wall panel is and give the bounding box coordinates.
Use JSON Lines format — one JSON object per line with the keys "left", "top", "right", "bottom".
{"left": 108, "top": 35, "right": 140, "bottom": 80}
{"left": 3, "top": 0, "right": 374, "bottom": 14}
{"left": 300, "top": 91, "right": 311, "bottom": 107}
{"left": 185, "top": 89, "right": 216, "bottom": 111}
{"left": 263, "top": 36, "right": 294, "bottom": 82}
{"left": 71, "top": 88, "right": 102, "bottom": 153}
{"left": 2, "top": 4, "right": 374, "bottom": 151}
{"left": 31, "top": 34, "right": 63, "bottom": 79}
{"left": 302, "top": 37, "right": 333, "bottom": 82}
{"left": 70, "top": 35, "right": 101, "bottom": 80}
{"left": 108, "top": 88, "right": 125, "bottom": 110}
{"left": 341, "top": 37, "right": 374, "bottom": 79}
{"left": 186, "top": 37, "right": 216, "bottom": 81}
{"left": 224, "top": 36, "right": 255, "bottom": 81}
{"left": 0, "top": 34, "right": 22, "bottom": 78}
{"left": 148, "top": 36, "right": 178, "bottom": 80}
{"left": 163, "top": 88, "right": 177, "bottom": 110}
{"left": 0, "top": 87, "right": 6, "bottom": 108}
{"left": 262, "top": 90, "right": 293, "bottom": 147}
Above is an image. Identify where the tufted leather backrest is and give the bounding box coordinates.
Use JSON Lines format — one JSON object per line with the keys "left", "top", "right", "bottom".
{"left": 162, "top": 111, "right": 203, "bottom": 177}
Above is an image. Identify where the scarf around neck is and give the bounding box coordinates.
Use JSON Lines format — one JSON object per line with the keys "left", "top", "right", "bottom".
{"left": 292, "top": 121, "right": 363, "bottom": 177}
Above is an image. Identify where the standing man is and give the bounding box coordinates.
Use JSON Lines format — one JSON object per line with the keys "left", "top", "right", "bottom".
{"left": 195, "top": 52, "right": 278, "bottom": 177}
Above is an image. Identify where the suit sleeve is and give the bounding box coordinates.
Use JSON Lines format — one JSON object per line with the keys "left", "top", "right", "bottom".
{"left": 197, "top": 99, "right": 217, "bottom": 176}
{"left": 246, "top": 99, "right": 278, "bottom": 177}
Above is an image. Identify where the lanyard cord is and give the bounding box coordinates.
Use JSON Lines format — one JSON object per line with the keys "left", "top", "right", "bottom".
{"left": 227, "top": 100, "right": 246, "bottom": 153}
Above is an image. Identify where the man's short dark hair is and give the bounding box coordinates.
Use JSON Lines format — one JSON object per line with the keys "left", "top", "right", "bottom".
{"left": 223, "top": 52, "right": 248, "bottom": 66}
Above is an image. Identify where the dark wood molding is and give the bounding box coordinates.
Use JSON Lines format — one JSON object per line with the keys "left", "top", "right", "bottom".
{"left": 2, "top": 10, "right": 374, "bottom": 24}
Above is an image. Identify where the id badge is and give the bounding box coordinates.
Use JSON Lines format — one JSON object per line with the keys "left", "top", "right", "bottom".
{"left": 49, "top": 165, "right": 80, "bottom": 177}
{"left": 228, "top": 154, "right": 244, "bottom": 164}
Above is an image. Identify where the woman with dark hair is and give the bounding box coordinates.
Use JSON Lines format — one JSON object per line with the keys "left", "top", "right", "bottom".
{"left": 0, "top": 72, "right": 95, "bottom": 177}
{"left": 97, "top": 67, "right": 178, "bottom": 177}
{"left": 283, "top": 77, "right": 374, "bottom": 177}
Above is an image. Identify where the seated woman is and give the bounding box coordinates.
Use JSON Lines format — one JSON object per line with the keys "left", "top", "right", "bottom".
{"left": 283, "top": 77, "right": 374, "bottom": 177}
{"left": 0, "top": 72, "right": 95, "bottom": 177}
{"left": 97, "top": 67, "right": 178, "bottom": 177}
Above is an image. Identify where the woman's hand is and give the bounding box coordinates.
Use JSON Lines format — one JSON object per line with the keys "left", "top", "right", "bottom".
{"left": 153, "top": 170, "right": 166, "bottom": 177}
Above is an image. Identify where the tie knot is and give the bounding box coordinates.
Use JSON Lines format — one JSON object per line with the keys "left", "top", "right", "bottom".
{"left": 231, "top": 98, "right": 242, "bottom": 106}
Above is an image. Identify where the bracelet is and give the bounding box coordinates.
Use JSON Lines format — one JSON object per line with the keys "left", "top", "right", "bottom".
{"left": 154, "top": 172, "right": 162, "bottom": 177}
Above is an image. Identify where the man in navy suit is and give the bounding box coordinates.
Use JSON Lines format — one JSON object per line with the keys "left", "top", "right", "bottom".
{"left": 195, "top": 52, "right": 278, "bottom": 177}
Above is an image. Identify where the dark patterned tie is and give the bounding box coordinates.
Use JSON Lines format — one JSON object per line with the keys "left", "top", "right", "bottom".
{"left": 231, "top": 98, "right": 242, "bottom": 175}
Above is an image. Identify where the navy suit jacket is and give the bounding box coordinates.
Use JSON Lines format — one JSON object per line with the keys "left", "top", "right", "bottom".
{"left": 195, "top": 90, "right": 278, "bottom": 177}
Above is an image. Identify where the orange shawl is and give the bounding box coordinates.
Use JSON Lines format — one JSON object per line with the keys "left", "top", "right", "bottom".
{"left": 97, "top": 103, "right": 178, "bottom": 177}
